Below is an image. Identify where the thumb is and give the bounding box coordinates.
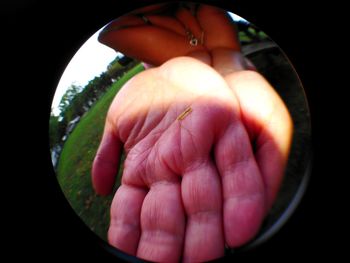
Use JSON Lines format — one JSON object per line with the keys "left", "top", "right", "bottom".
{"left": 92, "top": 122, "right": 122, "bottom": 196}
{"left": 211, "top": 48, "right": 256, "bottom": 76}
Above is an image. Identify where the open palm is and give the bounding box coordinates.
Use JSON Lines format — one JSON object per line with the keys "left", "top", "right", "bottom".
{"left": 92, "top": 57, "right": 292, "bottom": 262}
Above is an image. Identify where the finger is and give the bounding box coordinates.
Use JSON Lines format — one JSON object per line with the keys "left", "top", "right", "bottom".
{"left": 108, "top": 184, "right": 147, "bottom": 255}
{"left": 215, "top": 122, "right": 266, "bottom": 247}
{"left": 99, "top": 15, "right": 146, "bottom": 37}
{"left": 196, "top": 4, "right": 241, "bottom": 51}
{"left": 175, "top": 7, "right": 204, "bottom": 41}
{"left": 137, "top": 182, "right": 185, "bottom": 262}
{"left": 146, "top": 15, "right": 187, "bottom": 36}
{"left": 181, "top": 159, "right": 225, "bottom": 262}
{"left": 225, "top": 71, "right": 293, "bottom": 209}
{"left": 92, "top": 122, "right": 122, "bottom": 195}
{"left": 98, "top": 25, "right": 205, "bottom": 66}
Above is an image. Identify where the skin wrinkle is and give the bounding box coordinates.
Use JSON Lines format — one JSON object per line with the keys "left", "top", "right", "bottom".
{"left": 123, "top": 109, "right": 154, "bottom": 150}
{"left": 188, "top": 210, "right": 221, "bottom": 224}
{"left": 219, "top": 150, "right": 263, "bottom": 200}
{"left": 225, "top": 191, "right": 265, "bottom": 206}
{"left": 216, "top": 123, "right": 251, "bottom": 166}
{"left": 127, "top": 108, "right": 150, "bottom": 147}
{"left": 113, "top": 69, "right": 157, "bottom": 144}
{"left": 110, "top": 217, "right": 139, "bottom": 233}
{"left": 124, "top": 119, "right": 168, "bottom": 176}
{"left": 134, "top": 105, "right": 200, "bottom": 185}
{"left": 135, "top": 104, "right": 188, "bottom": 177}
{"left": 121, "top": 162, "right": 145, "bottom": 188}
{"left": 108, "top": 223, "right": 141, "bottom": 255}
{"left": 145, "top": 139, "right": 176, "bottom": 186}
{"left": 132, "top": 126, "right": 161, "bottom": 157}
{"left": 140, "top": 228, "right": 183, "bottom": 245}
{"left": 137, "top": 232, "right": 182, "bottom": 263}
{"left": 91, "top": 1, "right": 294, "bottom": 259}
{"left": 136, "top": 182, "right": 185, "bottom": 262}
{"left": 125, "top": 104, "right": 204, "bottom": 187}
{"left": 183, "top": 154, "right": 208, "bottom": 175}
{"left": 152, "top": 113, "right": 193, "bottom": 181}
{"left": 110, "top": 184, "right": 147, "bottom": 222}
{"left": 180, "top": 121, "right": 198, "bottom": 160}
{"left": 221, "top": 157, "right": 251, "bottom": 176}
{"left": 124, "top": 78, "right": 194, "bottom": 152}
{"left": 160, "top": 145, "right": 182, "bottom": 179}
{"left": 92, "top": 53, "right": 292, "bottom": 261}
{"left": 184, "top": 170, "right": 221, "bottom": 214}
{"left": 122, "top": 140, "right": 155, "bottom": 188}
{"left": 183, "top": 101, "right": 223, "bottom": 169}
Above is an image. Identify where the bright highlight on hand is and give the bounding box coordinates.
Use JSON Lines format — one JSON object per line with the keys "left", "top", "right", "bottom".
{"left": 92, "top": 56, "right": 292, "bottom": 262}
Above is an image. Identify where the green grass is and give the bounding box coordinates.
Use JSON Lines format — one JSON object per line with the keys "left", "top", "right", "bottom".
{"left": 56, "top": 63, "right": 144, "bottom": 240}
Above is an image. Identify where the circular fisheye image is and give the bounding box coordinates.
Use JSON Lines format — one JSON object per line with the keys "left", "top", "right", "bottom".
{"left": 49, "top": 2, "right": 311, "bottom": 262}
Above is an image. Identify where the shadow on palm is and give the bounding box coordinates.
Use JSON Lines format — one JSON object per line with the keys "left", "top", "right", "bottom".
{"left": 92, "top": 53, "right": 292, "bottom": 262}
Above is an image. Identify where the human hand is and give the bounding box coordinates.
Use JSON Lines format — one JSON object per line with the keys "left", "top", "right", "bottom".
{"left": 92, "top": 56, "right": 292, "bottom": 262}
{"left": 98, "top": 3, "right": 241, "bottom": 67}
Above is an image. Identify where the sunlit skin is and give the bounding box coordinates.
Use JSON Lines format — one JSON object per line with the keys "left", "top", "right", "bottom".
{"left": 92, "top": 3, "right": 293, "bottom": 262}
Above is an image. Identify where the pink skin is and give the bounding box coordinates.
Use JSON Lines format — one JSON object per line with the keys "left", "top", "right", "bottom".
{"left": 92, "top": 4, "right": 293, "bottom": 262}
{"left": 92, "top": 57, "right": 293, "bottom": 262}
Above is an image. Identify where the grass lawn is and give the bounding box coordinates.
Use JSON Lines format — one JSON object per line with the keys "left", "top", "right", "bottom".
{"left": 56, "top": 63, "right": 144, "bottom": 241}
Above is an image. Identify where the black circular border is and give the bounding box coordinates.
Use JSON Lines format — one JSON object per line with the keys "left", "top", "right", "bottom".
{"left": 7, "top": 0, "right": 329, "bottom": 261}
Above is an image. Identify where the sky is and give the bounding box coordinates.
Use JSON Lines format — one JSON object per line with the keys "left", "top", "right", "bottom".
{"left": 51, "top": 29, "right": 119, "bottom": 116}
{"left": 50, "top": 12, "right": 247, "bottom": 116}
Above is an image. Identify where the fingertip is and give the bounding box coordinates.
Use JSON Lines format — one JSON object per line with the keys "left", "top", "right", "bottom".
{"left": 108, "top": 185, "right": 147, "bottom": 255}
{"left": 224, "top": 194, "right": 266, "bottom": 247}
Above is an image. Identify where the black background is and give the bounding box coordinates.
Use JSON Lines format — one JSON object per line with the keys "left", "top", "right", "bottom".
{"left": 4, "top": 0, "right": 342, "bottom": 261}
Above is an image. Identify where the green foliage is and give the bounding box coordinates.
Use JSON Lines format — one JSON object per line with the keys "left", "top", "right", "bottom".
{"left": 49, "top": 114, "right": 65, "bottom": 148}
{"left": 107, "top": 56, "right": 140, "bottom": 80}
{"left": 107, "top": 60, "right": 124, "bottom": 78}
{"left": 51, "top": 56, "right": 142, "bottom": 157}
{"left": 107, "top": 55, "right": 122, "bottom": 69}
{"left": 237, "top": 23, "right": 269, "bottom": 45}
{"left": 56, "top": 64, "right": 144, "bottom": 241}
{"left": 58, "top": 56, "right": 140, "bottom": 129}
{"left": 58, "top": 84, "right": 82, "bottom": 115}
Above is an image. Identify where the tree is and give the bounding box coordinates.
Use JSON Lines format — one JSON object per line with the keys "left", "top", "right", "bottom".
{"left": 58, "top": 83, "right": 82, "bottom": 117}
{"left": 49, "top": 113, "right": 66, "bottom": 147}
